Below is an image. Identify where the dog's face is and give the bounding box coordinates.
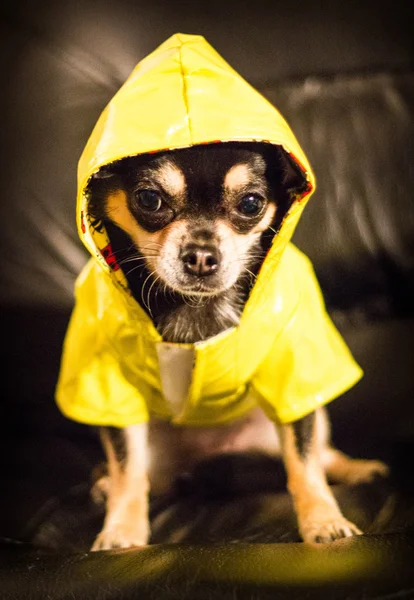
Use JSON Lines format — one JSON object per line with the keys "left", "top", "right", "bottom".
{"left": 88, "top": 143, "right": 296, "bottom": 297}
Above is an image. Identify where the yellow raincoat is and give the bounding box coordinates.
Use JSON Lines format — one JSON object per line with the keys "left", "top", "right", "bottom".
{"left": 56, "top": 33, "right": 362, "bottom": 427}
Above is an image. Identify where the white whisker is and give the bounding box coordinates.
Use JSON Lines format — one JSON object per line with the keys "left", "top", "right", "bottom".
{"left": 146, "top": 275, "right": 161, "bottom": 317}
{"left": 141, "top": 270, "right": 157, "bottom": 316}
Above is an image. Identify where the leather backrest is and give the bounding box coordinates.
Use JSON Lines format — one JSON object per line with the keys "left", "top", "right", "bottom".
{"left": 1, "top": 2, "right": 413, "bottom": 320}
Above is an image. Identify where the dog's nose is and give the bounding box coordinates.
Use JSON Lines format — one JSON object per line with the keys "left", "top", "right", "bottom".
{"left": 181, "top": 245, "right": 219, "bottom": 276}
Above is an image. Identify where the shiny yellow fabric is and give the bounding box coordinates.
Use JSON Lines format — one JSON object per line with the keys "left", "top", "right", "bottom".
{"left": 56, "top": 33, "right": 363, "bottom": 427}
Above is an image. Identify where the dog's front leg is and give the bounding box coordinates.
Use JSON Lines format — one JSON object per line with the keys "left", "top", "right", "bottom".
{"left": 91, "top": 423, "right": 150, "bottom": 551}
{"left": 280, "top": 412, "right": 361, "bottom": 543}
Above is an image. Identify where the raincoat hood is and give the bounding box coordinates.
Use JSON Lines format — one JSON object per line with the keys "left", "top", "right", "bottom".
{"left": 77, "top": 33, "right": 314, "bottom": 292}
{"left": 56, "top": 34, "right": 362, "bottom": 428}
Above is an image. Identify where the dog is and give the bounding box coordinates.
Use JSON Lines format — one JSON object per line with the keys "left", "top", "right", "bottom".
{"left": 84, "top": 141, "right": 389, "bottom": 550}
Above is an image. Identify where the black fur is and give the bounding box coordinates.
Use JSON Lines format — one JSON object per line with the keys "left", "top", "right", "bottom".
{"left": 102, "top": 426, "right": 128, "bottom": 465}
{"left": 293, "top": 413, "right": 315, "bottom": 458}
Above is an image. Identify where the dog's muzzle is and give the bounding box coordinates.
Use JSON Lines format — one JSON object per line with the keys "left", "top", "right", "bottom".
{"left": 180, "top": 244, "right": 220, "bottom": 277}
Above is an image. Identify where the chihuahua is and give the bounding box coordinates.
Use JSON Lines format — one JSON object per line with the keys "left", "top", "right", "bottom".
{"left": 86, "top": 142, "right": 388, "bottom": 550}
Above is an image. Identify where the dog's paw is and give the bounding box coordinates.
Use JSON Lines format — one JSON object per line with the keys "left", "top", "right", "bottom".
{"left": 91, "top": 517, "right": 150, "bottom": 551}
{"left": 323, "top": 449, "right": 390, "bottom": 486}
{"left": 339, "top": 459, "right": 389, "bottom": 485}
{"left": 301, "top": 516, "right": 362, "bottom": 544}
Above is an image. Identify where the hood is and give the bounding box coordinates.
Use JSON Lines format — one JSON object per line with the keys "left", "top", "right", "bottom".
{"left": 77, "top": 33, "right": 316, "bottom": 296}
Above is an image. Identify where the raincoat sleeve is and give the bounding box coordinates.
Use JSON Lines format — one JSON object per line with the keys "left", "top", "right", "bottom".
{"left": 56, "top": 260, "right": 149, "bottom": 427}
{"left": 252, "top": 249, "right": 363, "bottom": 424}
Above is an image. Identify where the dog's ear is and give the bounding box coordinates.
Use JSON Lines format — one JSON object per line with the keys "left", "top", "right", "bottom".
{"left": 90, "top": 166, "right": 116, "bottom": 180}
{"left": 259, "top": 144, "right": 307, "bottom": 200}
{"left": 278, "top": 147, "right": 309, "bottom": 197}
{"left": 86, "top": 160, "right": 131, "bottom": 224}
{"left": 90, "top": 157, "right": 133, "bottom": 181}
{"left": 259, "top": 145, "right": 308, "bottom": 251}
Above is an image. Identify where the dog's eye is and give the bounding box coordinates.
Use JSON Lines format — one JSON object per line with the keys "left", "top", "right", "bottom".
{"left": 135, "top": 189, "right": 162, "bottom": 212}
{"left": 236, "top": 194, "right": 264, "bottom": 216}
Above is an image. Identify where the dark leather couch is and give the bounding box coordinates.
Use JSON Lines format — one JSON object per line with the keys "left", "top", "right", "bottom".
{"left": 1, "top": 1, "right": 414, "bottom": 598}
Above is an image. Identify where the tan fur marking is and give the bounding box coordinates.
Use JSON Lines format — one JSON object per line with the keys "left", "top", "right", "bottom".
{"left": 281, "top": 421, "right": 361, "bottom": 543}
{"left": 252, "top": 203, "right": 276, "bottom": 234}
{"left": 283, "top": 424, "right": 338, "bottom": 513}
{"left": 156, "top": 162, "right": 186, "bottom": 196}
{"left": 224, "top": 164, "right": 251, "bottom": 190}
{"left": 322, "top": 448, "right": 389, "bottom": 485}
{"left": 106, "top": 190, "right": 136, "bottom": 237}
{"left": 99, "top": 428, "right": 124, "bottom": 510}
{"left": 316, "top": 408, "right": 389, "bottom": 485}
{"left": 92, "top": 424, "right": 150, "bottom": 550}
{"left": 216, "top": 202, "right": 275, "bottom": 261}
{"left": 105, "top": 189, "right": 170, "bottom": 270}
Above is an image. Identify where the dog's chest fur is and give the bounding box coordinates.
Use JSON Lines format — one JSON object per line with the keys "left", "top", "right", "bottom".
{"left": 156, "top": 286, "right": 244, "bottom": 343}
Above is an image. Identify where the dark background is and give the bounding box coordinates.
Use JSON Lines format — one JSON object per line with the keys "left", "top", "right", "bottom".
{"left": 0, "top": 2, "right": 414, "bottom": 597}
{"left": 1, "top": 0, "right": 413, "bottom": 306}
